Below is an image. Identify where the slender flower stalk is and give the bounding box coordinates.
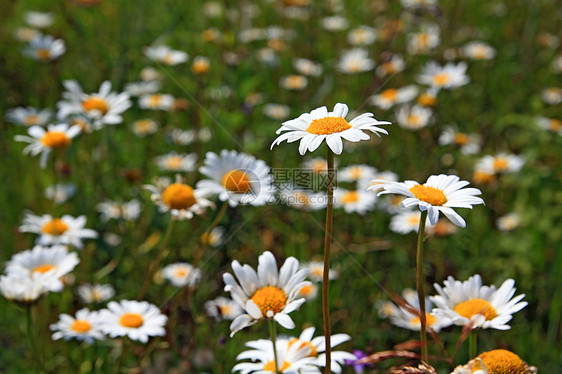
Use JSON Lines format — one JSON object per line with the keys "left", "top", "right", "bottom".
{"left": 469, "top": 332, "right": 477, "bottom": 359}
{"left": 25, "top": 306, "right": 43, "bottom": 371}
{"left": 137, "top": 219, "right": 175, "bottom": 300}
{"left": 416, "top": 210, "right": 428, "bottom": 363}
{"left": 269, "top": 319, "right": 280, "bottom": 374}
{"left": 323, "top": 147, "right": 335, "bottom": 373}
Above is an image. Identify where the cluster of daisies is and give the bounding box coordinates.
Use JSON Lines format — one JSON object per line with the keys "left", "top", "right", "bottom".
{"left": 14, "top": 11, "right": 66, "bottom": 62}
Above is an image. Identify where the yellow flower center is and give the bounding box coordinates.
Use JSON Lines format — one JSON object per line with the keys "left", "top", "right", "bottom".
{"left": 472, "top": 46, "right": 488, "bottom": 60}
{"left": 409, "top": 185, "right": 447, "bottom": 206}
{"left": 410, "top": 313, "right": 436, "bottom": 327}
{"left": 288, "top": 338, "right": 318, "bottom": 357}
{"left": 549, "top": 119, "right": 561, "bottom": 131}
{"left": 119, "top": 313, "right": 144, "bottom": 328}
{"left": 493, "top": 158, "right": 509, "bottom": 172}
{"left": 71, "top": 320, "right": 92, "bottom": 333}
{"left": 32, "top": 264, "right": 56, "bottom": 274}
{"left": 407, "top": 114, "right": 422, "bottom": 126}
{"left": 473, "top": 170, "right": 495, "bottom": 184}
{"left": 418, "top": 93, "right": 437, "bottom": 106}
{"left": 161, "top": 183, "right": 197, "bottom": 210}
{"left": 454, "top": 299, "right": 497, "bottom": 320}
{"left": 250, "top": 286, "right": 287, "bottom": 316}
{"left": 407, "top": 215, "right": 420, "bottom": 226}
{"left": 432, "top": 73, "right": 450, "bottom": 86}
{"left": 41, "top": 132, "right": 71, "bottom": 149}
{"left": 454, "top": 133, "right": 469, "bottom": 145}
{"left": 381, "top": 88, "right": 398, "bottom": 101}
{"left": 349, "top": 167, "right": 363, "bottom": 180}
{"left": 382, "top": 61, "right": 396, "bottom": 74}
{"left": 307, "top": 116, "right": 352, "bottom": 135}
{"left": 473, "top": 349, "right": 528, "bottom": 374}
{"left": 418, "top": 33, "right": 429, "bottom": 47}
{"left": 148, "top": 94, "right": 163, "bottom": 107}
{"left": 92, "top": 289, "right": 103, "bottom": 301}
{"left": 285, "top": 75, "right": 306, "bottom": 89}
{"left": 264, "top": 360, "right": 291, "bottom": 372}
{"left": 163, "top": 53, "right": 175, "bottom": 65}
{"left": 82, "top": 96, "right": 109, "bottom": 114}
{"left": 41, "top": 218, "right": 69, "bottom": 235}
{"left": 222, "top": 170, "right": 252, "bottom": 193}
{"left": 192, "top": 60, "right": 210, "bottom": 74}
{"left": 295, "top": 192, "right": 310, "bottom": 206}
{"left": 298, "top": 284, "right": 315, "bottom": 296}
{"left": 24, "top": 115, "right": 40, "bottom": 126}
{"left": 165, "top": 156, "right": 184, "bottom": 170}
{"left": 341, "top": 191, "right": 359, "bottom": 204}
{"left": 175, "top": 268, "right": 188, "bottom": 277}
{"left": 220, "top": 305, "right": 232, "bottom": 315}
{"left": 36, "top": 49, "right": 51, "bottom": 60}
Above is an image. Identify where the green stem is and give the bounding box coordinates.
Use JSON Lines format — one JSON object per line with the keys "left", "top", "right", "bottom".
{"left": 137, "top": 219, "right": 175, "bottom": 300}
{"left": 469, "top": 332, "right": 477, "bottom": 359}
{"left": 25, "top": 306, "right": 43, "bottom": 372}
{"left": 269, "top": 319, "right": 280, "bottom": 374}
{"left": 322, "top": 147, "right": 335, "bottom": 374}
{"left": 416, "top": 210, "right": 428, "bottom": 363}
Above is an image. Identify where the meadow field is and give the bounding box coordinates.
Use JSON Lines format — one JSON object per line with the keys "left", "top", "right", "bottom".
{"left": 0, "top": 0, "right": 561, "bottom": 373}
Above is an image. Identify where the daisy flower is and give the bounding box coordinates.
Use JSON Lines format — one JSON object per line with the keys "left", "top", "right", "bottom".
{"left": 166, "top": 128, "right": 195, "bottom": 145}
{"left": 496, "top": 213, "right": 520, "bottom": 232}
{"left": 379, "top": 289, "right": 452, "bottom": 332}
{"left": 347, "top": 26, "right": 376, "bottom": 46}
{"left": 57, "top": 80, "right": 131, "bottom": 130}
{"left": 200, "top": 226, "right": 225, "bottom": 247}
{"left": 19, "top": 212, "right": 98, "bottom": 249}
{"left": 430, "top": 274, "right": 528, "bottom": 330}
{"left": 155, "top": 152, "right": 197, "bottom": 172}
{"left": 541, "top": 87, "right": 562, "bottom": 105}
{"left": 14, "top": 27, "right": 42, "bottom": 42}
{"left": 417, "top": 89, "right": 438, "bottom": 107}
{"left": 339, "top": 165, "right": 377, "bottom": 183}
{"left": 6, "top": 106, "right": 52, "bottom": 127}
{"left": 0, "top": 272, "right": 57, "bottom": 304}
{"left": 24, "top": 11, "right": 54, "bottom": 28}
{"left": 407, "top": 24, "right": 440, "bottom": 55}
{"left": 322, "top": 16, "right": 349, "bottom": 31}
{"left": 6, "top": 245, "right": 79, "bottom": 292}
{"left": 223, "top": 251, "right": 311, "bottom": 336}
{"left": 280, "top": 75, "right": 308, "bottom": 91}
{"left": 370, "top": 174, "right": 485, "bottom": 227}
{"left": 15, "top": 123, "right": 81, "bottom": 168}
{"left": 77, "top": 283, "right": 115, "bottom": 304}
{"left": 370, "top": 86, "right": 418, "bottom": 110}
{"left": 50, "top": 308, "right": 105, "bottom": 344}
{"left": 297, "top": 283, "right": 318, "bottom": 300}
{"left": 535, "top": 116, "right": 562, "bottom": 135}
{"left": 463, "top": 41, "right": 496, "bottom": 60}
{"left": 271, "top": 103, "right": 390, "bottom": 155}
{"left": 23, "top": 35, "right": 65, "bottom": 61}
{"left": 124, "top": 81, "right": 161, "bottom": 97}
{"left": 263, "top": 103, "right": 291, "bottom": 120}
{"left": 138, "top": 93, "right": 175, "bottom": 111}
{"left": 475, "top": 153, "right": 524, "bottom": 175}
{"left": 197, "top": 150, "right": 274, "bottom": 207}
{"left": 99, "top": 300, "right": 167, "bottom": 343}
{"left": 334, "top": 189, "right": 376, "bottom": 215}
{"left": 336, "top": 49, "right": 375, "bottom": 74}
{"left": 161, "top": 262, "right": 201, "bottom": 287}
{"left": 205, "top": 296, "right": 244, "bottom": 321}
{"left": 288, "top": 327, "right": 356, "bottom": 373}
{"left": 417, "top": 61, "right": 470, "bottom": 91}
{"left": 45, "top": 183, "right": 76, "bottom": 204}
{"left": 438, "top": 126, "right": 481, "bottom": 155}
{"left": 361, "top": 170, "right": 399, "bottom": 192}
{"left": 96, "top": 199, "right": 141, "bottom": 222}
{"left": 390, "top": 210, "right": 433, "bottom": 234}
{"left": 233, "top": 337, "right": 319, "bottom": 374}
{"left": 293, "top": 58, "right": 323, "bottom": 77}
{"left": 191, "top": 56, "right": 210, "bottom": 74}
{"left": 376, "top": 54, "right": 405, "bottom": 78}
{"left": 395, "top": 105, "right": 433, "bottom": 130}
{"left": 302, "top": 262, "right": 338, "bottom": 283}
{"left": 143, "top": 45, "right": 188, "bottom": 65}
{"left": 451, "top": 349, "right": 537, "bottom": 374}
{"left": 144, "top": 175, "right": 214, "bottom": 220}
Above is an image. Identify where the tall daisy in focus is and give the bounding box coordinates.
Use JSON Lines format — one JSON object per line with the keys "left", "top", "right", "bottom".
{"left": 272, "top": 102, "right": 390, "bottom": 372}
{"left": 370, "top": 174, "right": 484, "bottom": 362}
{"left": 15, "top": 123, "right": 81, "bottom": 168}
{"left": 57, "top": 80, "right": 131, "bottom": 130}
